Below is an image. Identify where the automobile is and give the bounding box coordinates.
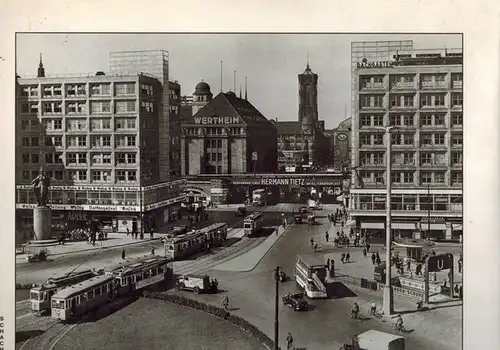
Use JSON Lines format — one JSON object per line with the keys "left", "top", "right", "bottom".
{"left": 294, "top": 214, "right": 303, "bottom": 224}
{"left": 176, "top": 274, "right": 218, "bottom": 294}
{"left": 235, "top": 207, "right": 247, "bottom": 217}
{"left": 282, "top": 292, "right": 308, "bottom": 311}
{"left": 300, "top": 206, "right": 308, "bottom": 214}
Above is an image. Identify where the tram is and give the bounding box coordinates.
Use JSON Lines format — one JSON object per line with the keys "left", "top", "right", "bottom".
{"left": 51, "top": 256, "right": 171, "bottom": 321}
{"left": 243, "top": 212, "right": 264, "bottom": 236}
{"left": 30, "top": 269, "right": 102, "bottom": 314}
{"left": 163, "top": 222, "right": 228, "bottom": 259}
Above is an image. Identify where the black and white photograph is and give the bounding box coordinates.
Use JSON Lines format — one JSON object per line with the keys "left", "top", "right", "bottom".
{"left": 11, "top": 32, "right": 466, "bottom": 350}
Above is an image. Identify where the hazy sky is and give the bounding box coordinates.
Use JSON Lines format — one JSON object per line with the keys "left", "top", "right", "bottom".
{"left": 16, "top": 33, "right": 461, "bottom": 129}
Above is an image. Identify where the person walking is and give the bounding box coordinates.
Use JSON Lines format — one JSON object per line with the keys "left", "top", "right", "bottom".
{"left": 286, "top": 332, "right": 294, "bottom": 350}
{"left": 121, "top": 249, "right": 126, "bottom": 260}
{"left": 126, "top": 227, "right": 130, "bottom": 237}
{"left": 325, "top": 231, "right": 329, "bottom": 242}
{"left": 341, "top": 252, "right": 346, "bottom": 264}
{"left": 362, "top": 248, "right": 367, "bottom": 257}
{"left": 454, "top": 284, "right": 460, "bottom": 298}
{"left": 151, "top": 247, "right": 155, "bottom": 255}
{"left": 458, "top": 285, "right": 463, "bottom": 299}
{"left": 371, "top": 252, "right": 376, "bottom": 265}
{"left": 458, "top": 257, "right": 463, "bottom": 273}
{"left": 345, "top": 251, "right": 351, "bottom": 263}
{"left": 310, "top": 237, "right": 314, "bottom": 248}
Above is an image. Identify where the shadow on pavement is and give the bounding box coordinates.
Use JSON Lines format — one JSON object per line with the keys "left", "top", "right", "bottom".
{"left": 326, "top": 282, "right": 357, "bottom": 299}
{"left": 16, "top": 329, "right": 44, "bottom": 343}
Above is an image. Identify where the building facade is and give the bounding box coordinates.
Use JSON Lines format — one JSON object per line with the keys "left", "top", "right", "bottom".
{"left": 276, "top": 63, "right": 330, "bottom": 170}
{"left": 180, "top": 87, "right": 277, "bottom": 203}
{"left": 110, "top": 50, "right": 180, "bottom": 180}
{"left": 325, "top": 117, "right": 352, "bottom": 169}
{"left": 15, "top": 63, "right": 185, "bottom": 242}
{"left": 350, "top": 43, "right": 463, "bottom": 241}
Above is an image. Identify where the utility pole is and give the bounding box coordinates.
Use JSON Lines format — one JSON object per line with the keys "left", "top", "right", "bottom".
{"left": 383, "top": 126, "right": 395, "bottom": 316}
{"left": 427, "top": 183, "right": 431, "bottom": 239}
{"left": 274, "top": 266, "right": 280, "bottom": 350}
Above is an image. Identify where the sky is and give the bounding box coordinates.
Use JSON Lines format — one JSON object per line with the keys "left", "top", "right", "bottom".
{"left": 16, "top": 33, "right": 461, "bottom": 129}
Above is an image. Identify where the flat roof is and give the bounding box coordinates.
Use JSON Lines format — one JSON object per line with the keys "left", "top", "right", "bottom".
{"left": 297, "top": 254, "right": 325, "bottom": 268}
{"left": 356, "top": 329, "right": 404, "bottom": 346}
{"left": 52, "top": 274, "right": 115, "bottom": 299}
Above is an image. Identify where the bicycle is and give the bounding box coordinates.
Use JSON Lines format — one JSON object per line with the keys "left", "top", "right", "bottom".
{"left": 349, "top": 310, "right": 362, "bottom": 319}
{"left": 393, "top": 323, "right": 406, "bottom": 332}
{"left": 368, "top": 307, "right": 383, "bottom": 319}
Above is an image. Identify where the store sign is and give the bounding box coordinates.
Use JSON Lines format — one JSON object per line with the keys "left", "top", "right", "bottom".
{"left": 194, "top": 116, "right": 240, "bottom": 125}
{"left": 337, "top": 133, "right": 348, "bottom": 141}
{"left": 143, "top": 179, "right": 186, "bottom": 191}
{"left": 399, "top": 277, "right": 442, "bottom": 294}
{"left": 135, "top": 274, "right": 164, "bottom": 289}
{"left": 145, "top": 195, "right": 186, "bottom": 211}
{"left": 16, "top": 179, "right": 186, "bottom": 192}
{"left": 16, "top": 203, "right": 139, "bottom": 212}
{"left": 67, "top": 211, "right": 88, "bottom": 221}
{"left": 427, "top": 253, "right": 454, "bottom": 272}
{"left": 357, "top": 61, "right": 395, "bottom": 69}
{"left": 421, "top": 216, "right": 446, "bottom": 223}
{"left": 261, "top": 178, "right": 306, "bottom": 186}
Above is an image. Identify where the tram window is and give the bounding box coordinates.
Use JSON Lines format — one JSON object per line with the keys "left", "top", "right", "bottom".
{"left": 95, "top": 287, "right": 101, "bottom": 296}
{"left": 81, "top": 293, "right": 88, "bottom": 302}
{"left": 127, "top": 276, "right": 132, "bottom": 285}
{"left": 136, "top": 273, "right": 143, "bottom": 282}
{"left": 88, "top": 290, "right": 94, "bottom": 299}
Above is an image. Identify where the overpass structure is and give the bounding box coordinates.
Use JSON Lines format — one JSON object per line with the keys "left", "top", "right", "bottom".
{"left": 184, "top": 173, "right": 348, "bottom": 205}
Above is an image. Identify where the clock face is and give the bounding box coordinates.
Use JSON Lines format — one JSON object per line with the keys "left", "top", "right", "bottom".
{"left": 337, "top": 133, "right": 348, "bottom": 141}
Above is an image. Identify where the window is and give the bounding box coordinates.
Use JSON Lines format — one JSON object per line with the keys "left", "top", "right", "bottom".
{"left": 373, "top": 153, "right": 384, "bottom": 165}
{"left": 116, "top": 171, "right": 126, "bottom": 182}
{"left": 390, "top": 95, "right": 401, "bottom": 107}
{"left": 434, "top": 114, "right": 445, "bottom": 126}
{"left": 115, "top": 83, "right": 135, "bottom": 95}
{"left": 420, "top": 94, "right": 431, "bottom": 107}
{"left": 22, "top": 170, "right": 30, "bottom": 180}
{"left": 31, "top": 154, "right": 39, "bottom": 164}
{"left": 452, "top": 135, "right": 463, "bottom": 146}
{"left": 420, "top": 114, "right": 432, "bottom": 126}
{"left": 420, "top": 134, "right": 432, "bottom": 146}
{"left": 55, "top": 153, "right": 63, "bottom": 163}
{"left": 373, "top": 134, "right": 383, "bottom": 145}
{"left": 127, "top": 171, "right": 137, "bottom": 181}
{"left": 54, "top": 120, "right": 62, "bottom": 130}
{"left": 451, "top": 152, "right": 463, "bottom": 165}
{"left": 373, "top": 115, "right": 383, "bottom": 126}
{"left": 360, "top": 134, "right": 371, "bottom": 146}
{"left": 434, "top": 172, "right": 445, "bottom": 184}
{"left": 360, "top": 96, "right": 371, "bottom": 108}
{"left": 373, "top": 96, "right": 383, "bottom": 107}
{"left": 127, "top": 153, "right": 136, "bottom": 164}
{"left": 391, "top": 134, "right": 401, "bottom": 145}
{"left": 127, "top": 136, "right": 136, "bottom": 147}
{"left": 78, "top": 170, "right": 87, "bottom": 181}
{"left": 403, "top": 95, "right": 414, "bottom": 107}
{"left": 391, "top": 172, "right": 400, "bottom": 183}
{"left": 22, "top": 154, "right": 30, "bottom": 164}
{"left": 435, "top": 95, "right": 445, "bottom": 106}
{"left": 115, "top": 101, "right": 136, "bottom": 113}
{"left": 452, "top": 171, "right": 462, "bottom": 185}
{"left": 141, "top": 101, "right": 154, "bottom": 112}
{"left": 90, "top": 101, "right": 111, "bottom": 114}
{"left": 452, "top": 73, "right": 463, "bottom": 83}
{"left": 452, "top": 113, "right": 463, "bottom": 127}
{"left": 373, "top": 76, "right": 383, "bottom": 83}
{"left": 421, "top": 74, "right": 432, "bottom": 82}
{"left": 403, "top": 114, "right": 413, "bottom": 126}
{"left": 360, "top": 116, "right": 371, "bottom": 127}
{"left": 22, "top": 137, "right": 30, "bottom": 147}
{"left": 78, "top": 153, "right": 87, "bottom": 164}
{"left": 435, "top": 75, "right": 445, "bottom": 82}
{"left": 402, "top": 134, "right": 413, "bottom": 145}
{"left": 434, "top": 134, "right": 445, "bottom": 145}
{"left": 421, "top": 172, "right": 432, "bottom": 184}
{"left": 116, "top": 153, "right": 126, "bottom": 164}
{"left": 21, "top": 104, "right": 29, "bottom": 113}
{"left": 78, "top": 137, "right": 86, "bottom": 147}
{"left": 21, "top": 120, "right": 30, "bottom": 130}
{"left": 67, "top": 136, "right": 78, "bottom": 147}
{"left": 54, "top": 171, "right": 63, "bottom": 180}
{"left": 67, "top": 153, "right": 77, "bottom": 164}
{"left": 403, "top": 152, "right": 414, "bottom": 164}
{"left": 420, "top": 152, "right": 432, "bottom": 165}
{"left": 390, "top": 115, "right": 401, "bottom": 126}
{"left": 402, "top": 172, "right": 414, "bottom": 183}
{"left": 452, "top": 93, "right": 463, "bottom": 107}
{"left": 141, "top": 84, "right": 154, "bottom": 96}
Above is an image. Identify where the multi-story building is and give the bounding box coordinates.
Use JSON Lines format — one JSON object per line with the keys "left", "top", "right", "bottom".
{"left": 325, "top": 117, "right": 352, "bottom": 169}
{"left": 350, "top": 43, "right": 463, "bottom": 241}
{"left": 15, "top": 59, "right": 185, "bottom": 242}
{"left": 180, "top": 86, "right": 277, "bottom": 203}
{"left": 275, "top": 63, "right": 330, "bottom": 170}
{"left": 109, "top": 50, "right": 181, "bottom": 180}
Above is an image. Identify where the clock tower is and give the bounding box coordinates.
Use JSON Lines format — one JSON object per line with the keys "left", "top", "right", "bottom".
{"left": 298, "top": 58, "right": 318, "bottom": 163}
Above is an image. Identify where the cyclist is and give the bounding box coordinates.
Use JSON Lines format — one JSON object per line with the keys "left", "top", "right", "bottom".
{"left": 394, "top": 314, "right": 404, "bottom": 330}
{"left": 351, "top": 302, "right": 360, "bottom": 318}
{"left": 370, "top": 302, "right": 377, "bottom": 315}
{"left": 221, "top": 296, "right": 229, "bottom": 310}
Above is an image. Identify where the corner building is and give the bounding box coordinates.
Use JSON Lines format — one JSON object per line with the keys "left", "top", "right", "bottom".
{"left": 350, "top": 46, "right": 463, "bottom": 241}
{"left": 15, "top": 68, "right": 185, "bottom": 243}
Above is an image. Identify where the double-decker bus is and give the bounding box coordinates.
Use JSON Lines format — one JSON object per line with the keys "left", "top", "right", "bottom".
{"left": 294, "top": 254, "right": 328, "bottom": 298}
{"left": 30, "top": 269, "right": 102, "bottom": 314}
{"left": 51, "top": 256, "right": 171, "bottom": 321}
{"left": 243, "top": 212, "right": 264, "bottom": 236}
{"left": 252, "top": 189, "right": 266, "bottom": 206}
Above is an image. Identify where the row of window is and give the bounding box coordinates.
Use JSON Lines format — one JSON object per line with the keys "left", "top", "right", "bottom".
{"left": 359, "top": 133, "right": 462, "bottom": 147}
{"left": 21, "top": 100, "right": 156, "bottom": 115}
{"left": 360, "top": 152, "right": 463, "bottom": 166}
{"left": 21, "top": 152, "right": 140, "bottom": 166}
{"left": 206, "top": 152, "right": 223, "bottom": 162}
{"left": 360, "top": 113, "right": 463, "bottom": 128}
{"left": 353, "top": 193, "right": 462, "bottom": 211}
{"left": 359, "top": 93, "right": 462, "bottom": 109}
{"left": 20, "top": 168, "right": 137, "bottom": 182}
{"left": 360, "top": 73, "right": 462, "bottom": 85}
{"left": 359, "top": 170, "right": 462, "bottom": 185}
{"left": 184, "top": 127, "right": 245, "bottom": 136}
{"left": 20, "top": 83, "right": 156, "bottom": 98}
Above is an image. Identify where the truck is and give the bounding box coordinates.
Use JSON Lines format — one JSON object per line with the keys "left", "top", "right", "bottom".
{"left": 175, "top": 274, "right": 218, "bottom": 294}
{"left": 341, "top": 330, "right": 405, "bottom": 350}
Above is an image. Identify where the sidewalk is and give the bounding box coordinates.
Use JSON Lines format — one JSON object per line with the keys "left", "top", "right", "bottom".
{"left": 16, "top": 232, "right": 170, "bottom": 263}
{"left": 211, "top": 224, "right": 291, "bottom": 272}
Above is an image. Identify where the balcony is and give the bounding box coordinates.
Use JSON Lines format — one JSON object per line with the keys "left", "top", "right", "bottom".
{"left": 420, "top": 162, "right": 448, "bottom": 169}
{"left": 452, "top": 81, "right": 463, "bottom": 90}
{"left": 390, "top": 81, "right": 416, "bottom": 90}
{"left": 361, "top": 82, "right": 385, "bottom": 91}
{"left": 389, "top": 104, "right": 416, "bottom": 111}
{"left": 420, "top": 81, "right": 447, "bottom": 90}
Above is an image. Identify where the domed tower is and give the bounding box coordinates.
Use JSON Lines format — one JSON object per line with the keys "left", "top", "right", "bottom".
{"left": 192, "top": 80, "right": 213, "bottom": 115}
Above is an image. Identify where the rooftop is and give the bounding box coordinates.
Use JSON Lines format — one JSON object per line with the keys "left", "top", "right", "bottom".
{"left": 275, "top": 121, "right": 301, "bottom": 134}
{"left": 52, "top": 274, "right": 115, "bottom": 299}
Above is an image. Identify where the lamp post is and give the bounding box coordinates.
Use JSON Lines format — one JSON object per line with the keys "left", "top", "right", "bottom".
{"left": 274, "top": 266, "right": 280, "bottom": 350}
{"left": 383, "top": 126, "right": 396, "bottom": 316}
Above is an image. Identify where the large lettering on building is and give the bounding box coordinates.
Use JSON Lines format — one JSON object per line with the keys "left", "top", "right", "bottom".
{"left": 260, "top": 178, "right": 305, "bottom": 186}
{"left": 194, "top": 116, "right": 241, "bottom": 125}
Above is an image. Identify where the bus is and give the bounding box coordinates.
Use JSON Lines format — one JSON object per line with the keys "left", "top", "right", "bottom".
{"left": 243, "top": 212, "right": 264, "bottom": 236}
{"left": 30, "top": 269, "right": 102, "bottom": 314}
{"left": 252, "top": 189, "right": 266, "bottom": 206}
{"left": 295, "top": 254, "right": 328, "bottom": 298}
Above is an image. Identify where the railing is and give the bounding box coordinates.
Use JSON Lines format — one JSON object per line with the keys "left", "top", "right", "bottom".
{"left": 420, "top": 81, "right": 447, "bottom": 89}
{"left": 363, "top": 82, "right": 385, "bottom": 89}
{"left": 391, "top": 81, "right": 416, "bottom": 89}
{"left": 312, "top": 272, "right": 327, "bottom": 293}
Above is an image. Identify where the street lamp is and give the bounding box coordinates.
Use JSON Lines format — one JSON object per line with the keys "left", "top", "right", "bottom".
{"left": 274, "top": 265, "right": 280, "bottom": 350}
{"left": 383, "top": 126, "right": 397, "bottom": 316}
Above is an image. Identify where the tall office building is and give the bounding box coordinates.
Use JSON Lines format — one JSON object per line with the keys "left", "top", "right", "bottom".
{"left": 15, "top": 60, "right": 185, "bottom": 243}
{"left": 350, "top": 42, "right": 463, "bottom": 241}
{"left": 110, "top": 50, "right": 180, "bottom": 180}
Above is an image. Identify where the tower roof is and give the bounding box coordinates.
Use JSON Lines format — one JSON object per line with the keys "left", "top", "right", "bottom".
{"left": 194, "top": 81, "right": 211, "bottom": 95}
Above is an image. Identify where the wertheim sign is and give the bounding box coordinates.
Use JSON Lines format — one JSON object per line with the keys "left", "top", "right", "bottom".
{"left": 194, "top": 116, "right": 241, "bottom": 125}
{"left": 357, "top": 61, "right": 395, "bottom": 69}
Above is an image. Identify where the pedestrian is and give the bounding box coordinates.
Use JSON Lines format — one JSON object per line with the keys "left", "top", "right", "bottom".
{"left": 121, "top": 249, "right": 125, "bottom": 260}
{"left": 326, "top": 258, "right": 331, "bottom": 270}
{"left": 366, "top": 243, "right": 371, "bottom": 253}
{"left": 416, "top": 263, "right": 422, "bottom": 276}
{"left": 346, "top": 252, "right": 350, "bottom": 263}
{"left": 371, "top": 252, "right": 376, "bottom": 265}
{"left": 286, "top": 332, "right": 294, "bottom": 350}
{"left": 376, "top": 250, "right": 380, "bottom": 261}
{"left": 341, "top": 253, "right": 345, "bottom": 264}
{"left": 325, "top": 231, "right": 329, "bottom": 242}
{"left": 313, "top": 242, "right": 318, "bottom": 252}
{"left": 151, "top": 247, "right": 155, "bottom": 255}
{"left": 362, "top": 248, "right": 367, "bottom": 257}
{"left": 458, "top": 285, "right": 463, "bottom": 299}
{"left": 458, "top": 258, "right": 462, "bottom": 273}
{"left": 150, "top": 228, "right": 154, "bottom": 240}
{"left": 431, "top": 250, "right": 436, "bottom": 256}
{"left": 310, "top": 237, "right": 314, "bottom": 248}
{"left": 376, "top": 256, "right": 381, "bottom": 266}
{"left": 126, "top": 227, "right": 130, "bottom": 237}
{"left": 406, "top": 259, "right": 411, "bottom": 272}
{"left": 454, "top": 284, "right": 459, "bottom": 298}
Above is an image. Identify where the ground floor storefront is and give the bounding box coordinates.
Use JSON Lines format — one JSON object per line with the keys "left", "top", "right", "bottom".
{"left": 353, "top": 215, "right": 463, "bottom": 242}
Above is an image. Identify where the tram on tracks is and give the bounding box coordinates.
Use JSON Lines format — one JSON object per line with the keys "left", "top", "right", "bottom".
{"left": 51, "top": 255, "right": 171, "bottom": 321}
{"left": 163, "top": 222, "right": 228, "bottom": 259}
{"left": 243, "top": 212, "right": 264, "bottom": 236}
{"left": 29, "top": 269, "right": 102, "bottom": 314}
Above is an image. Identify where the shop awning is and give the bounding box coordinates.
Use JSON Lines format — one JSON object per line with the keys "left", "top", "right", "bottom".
{"left": 451, "top": 224, "right": 463, "bottom": 231}
{"left": 345, "top": 220, "right": 356, "bottom": 228}
{"left": 421, "top": 223, "right": 446, "bottom": 230}
{"left": 392, "top": 222, "right": 417, "bottom": 230}
{"left": 361, "top": 222, "right": 384, "bottom": 229}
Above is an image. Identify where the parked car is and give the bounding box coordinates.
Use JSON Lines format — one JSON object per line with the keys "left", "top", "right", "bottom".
{"left": 294, "top": 214, "right": 303, "bottom": 224}
{"left": 300, "top": 206, "right": 308, "bottom": 214}
{"left": 235, "top": 207, "right": 247, "bottom": 217}
{"left": 282, "top": 292, "right": 308, "bottom": 311}
{"left": 176, "top": 274, "right": 218, "bottom": 294}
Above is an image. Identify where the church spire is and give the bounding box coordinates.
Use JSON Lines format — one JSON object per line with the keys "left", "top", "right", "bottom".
{"left": 306, "top": 53, "right": 309, "bottom": 69}
{"left": 239, "top": 84, "right": 242, "bottom": 98}
{"left": 37, "top": 53, "right": 45, "bottom": 78}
